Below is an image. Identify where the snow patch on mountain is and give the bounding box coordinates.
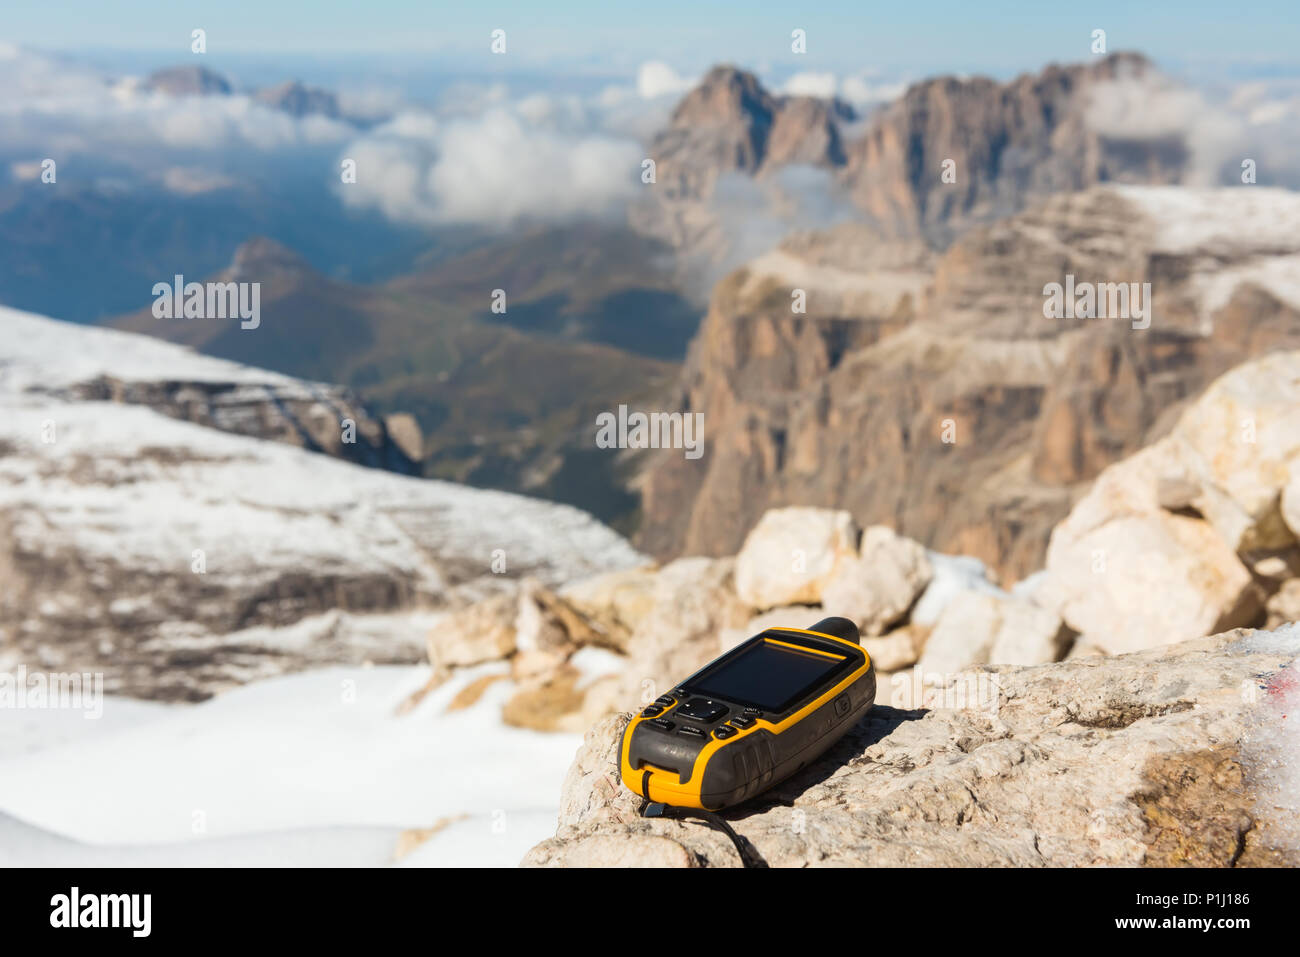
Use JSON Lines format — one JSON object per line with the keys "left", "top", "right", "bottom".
{"left": 0, "top": 307, "right": 645, "bottom": 699}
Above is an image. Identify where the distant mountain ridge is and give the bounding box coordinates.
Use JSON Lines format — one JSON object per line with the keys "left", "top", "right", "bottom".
{"left": 634, "top": 52, "right": 1187, "bottom": 262}
{"left": 142, "top": 65, "right": 233, "bottom": 96}
{"left": 254, "top": 80, "right": 340, "bottom": 118}
{"left": 842, "top": 51, "right": 1183, "bottom": 244}
{"left": 142, "top": 65, "right": 342, "bottom": 119}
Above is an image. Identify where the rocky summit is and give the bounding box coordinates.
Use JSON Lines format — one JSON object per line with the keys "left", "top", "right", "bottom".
{"left": 523, "top": 628, "right": 1299, "bottom": 868}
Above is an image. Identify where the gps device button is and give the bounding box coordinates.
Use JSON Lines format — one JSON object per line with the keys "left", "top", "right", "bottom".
{"left": 713, "top": 726, "right": 737, "bottom": 740}
{"left": 641, "top": 705, "right": 664, "bottom": 718}
{"left": 729, "top": 716, "right": 756, "bottom": 729}
{"left": 654, "top": 695, "right": 676, "bottom": 707}
{"left": 678, "top": 725, "right": 706, "bottom": 738}
{"left": 647, "top": 718, "right": 675, "bottom": 732}
{"left": 677, "top": 698, "right": 727, "bottom": 722}
{"left": 743, "top": 707, "right": 762, "bottom": 716}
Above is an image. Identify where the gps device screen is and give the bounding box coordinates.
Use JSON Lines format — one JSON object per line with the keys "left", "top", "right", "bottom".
{"left": 690, "top": 639, "right": 846, "bottom": 712}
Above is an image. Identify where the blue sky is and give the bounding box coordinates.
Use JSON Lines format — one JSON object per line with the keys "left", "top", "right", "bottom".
{"left": 5, "top": 0, "right": 1299, "bottom": 79}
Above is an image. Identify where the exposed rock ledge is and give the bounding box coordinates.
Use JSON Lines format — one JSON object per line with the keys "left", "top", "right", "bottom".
{"left": 523, "top": 628, "right": 1298, "bottom": 867}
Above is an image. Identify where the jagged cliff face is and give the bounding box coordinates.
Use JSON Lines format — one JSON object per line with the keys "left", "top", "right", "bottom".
{"left": 630, "top": 65, "right": 857, "bottom": 274}
{"left": 635, "top": 53, "right": 1187, "bottom": 268}
{"left": 650, "top": 65, "right": 854, "bottom": 196}
{"left": 64, "top": 372, "right": 420, "bottom": 474}
{"left": 634, "top": 186, "right": 1300, "bottom": 583}
{"left": 843, "top": 52, "right": 1185, "bottom": 245}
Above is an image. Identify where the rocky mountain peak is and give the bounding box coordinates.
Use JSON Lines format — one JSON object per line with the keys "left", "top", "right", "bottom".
{"left": 843, "top": 52, "right": 1177, "bottom": 245}
{"left": 645, "top": 65, "right": 856, "bottom": 217}
{"left": 143, "top": 65, "right": 232, "bottom": 96}
{"left": 229, "top": 236, "right": 317, "bottom": 282}
{"left": 253, "top": 80, "right": 340, "bottom": 118}
{"left": 663, "top": 65, "right": 778, "bottom": 177}
{"left": 671, "top": 65, "right": 775, "bottom": 128}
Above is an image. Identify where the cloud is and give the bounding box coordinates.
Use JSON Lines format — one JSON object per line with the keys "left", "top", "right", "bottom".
{"left": 333, "top": 85, "right": 407, "bottom": 123}
{"left": 839, "top": 76, "right": 908, "bottom": 108}
{"left": 0, "top": 46, "right": 667, "bottom": 231}
{"left": 781, "top": 72, "right": 838, "bottom": 98}
{"left": 9, "top": 160, "right": 45, "bottom": 182}
{"left": 774, "top": 68, "right": 908, "bottom": 110}
{"left": 681, "top": 164, "right": 863, "bottom": 299}
{"left": 158, "top": 166, "right": 238, "bottom": 195}
{"left": 337, "top": 100, "right": 642, "bottom": 228}
{"left": 636, "top": 61, "right": 696, "bottom": 100}
{"left": 1086, "top": 72, "right": 1300, "bottom": 189}
{"left": 0, "top": 46, "right": 354, "bottom": 173}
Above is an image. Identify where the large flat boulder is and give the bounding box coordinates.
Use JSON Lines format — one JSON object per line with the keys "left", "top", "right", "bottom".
{"left": 523, "top": 628, "right": 1299, "bottom": 867}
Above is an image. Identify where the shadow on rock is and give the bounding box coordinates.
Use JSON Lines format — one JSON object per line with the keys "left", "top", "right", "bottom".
{"left": 728, "top": 705, "right": 928, "bottom": 820}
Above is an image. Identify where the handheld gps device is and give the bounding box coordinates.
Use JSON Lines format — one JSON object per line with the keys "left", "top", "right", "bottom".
{"left": 620, "top": 617, "right": 874, "bottom": 810}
